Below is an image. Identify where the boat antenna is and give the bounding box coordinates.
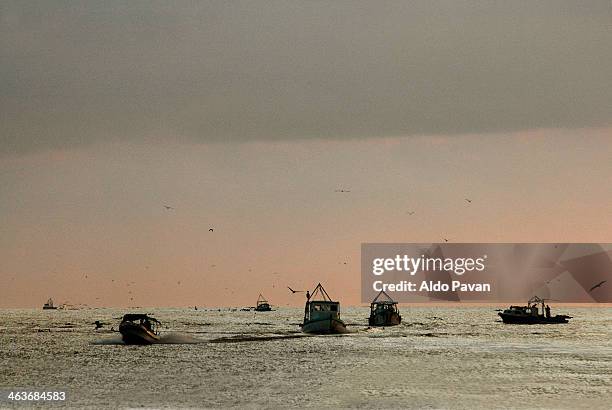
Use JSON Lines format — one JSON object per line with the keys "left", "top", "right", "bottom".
{"left": 310, "top": 283, "right": 332, "bottom": 301}
{"left": 372, "top": 290, "right": 396, "bottom": 304}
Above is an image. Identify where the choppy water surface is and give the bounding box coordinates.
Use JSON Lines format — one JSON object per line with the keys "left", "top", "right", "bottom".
{"left": 1, "top": 307, "right": 611, "bottom": 408}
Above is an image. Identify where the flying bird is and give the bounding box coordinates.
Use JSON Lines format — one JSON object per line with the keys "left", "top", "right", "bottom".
{"left": 287, "top": 286, "right": 304, "bottom": 294}
{"left": 465, "top": 198, "right": 472, "bottom": 203}
{"left": 209, "top": 228, "right": 214, "bottom": 232}
{"left": 163, "top": 205, "right": 175, "bottom": 210}
{"left": 443, "top": 238, "right": 449, "bottom": 242}
{"left": 589, "top": 280, "right": 607, "bottom": 292}
{"left": 335, "top": 189, "right": 351, "bottom": 193}
{"left": 407, "top": 211, "right": 415, "bottom": 215}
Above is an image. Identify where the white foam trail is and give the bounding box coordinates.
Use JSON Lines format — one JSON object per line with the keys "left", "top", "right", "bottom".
{"left": 157, "top": 332, "right": 205, "bottom": 344}
{"left": 92, "top": 333, "right": 204, "bottom": 345}
{"left": 91, "top": 335, "right": 124, "bottom": 345}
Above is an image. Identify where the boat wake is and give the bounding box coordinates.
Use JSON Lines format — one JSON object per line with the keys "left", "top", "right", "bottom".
{"left": 210, "top": 334, "right": 310, "bottom": 343}
{"left": 92, "top": 332, "right": 205, "bottom": 345}
{"left": 157, "top": 332, "right": 204, "bottom": 344}
{"left": 91, "top": 335, "right": 124, "bottom": 345}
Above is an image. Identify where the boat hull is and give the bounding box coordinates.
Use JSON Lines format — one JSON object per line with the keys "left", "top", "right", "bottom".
{"left": 498, "top": 313, "right": 570, "bottom": 324}
{"left": 301, "top": 318, "right": 348, "bottom": 334}
{"left": 369, "top": 312, "right": 402, "bottom": 327}
{"left": 119, "top": 322, "right": 161, "bottom": 345}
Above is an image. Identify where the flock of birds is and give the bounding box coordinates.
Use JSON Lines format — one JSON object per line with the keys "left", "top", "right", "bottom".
{"left": 155, "top": 196, "right": 609, "bottom": 300}
{"left": 50, "top": 192, "right": 608, "bottom": 308}
{"left": 163, "top": 192, "right": 475, "bottom": 240}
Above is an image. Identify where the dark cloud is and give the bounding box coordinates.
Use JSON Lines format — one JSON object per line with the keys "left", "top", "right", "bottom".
{"left": 1, "top": 1, "right": 611, "bottom": 155}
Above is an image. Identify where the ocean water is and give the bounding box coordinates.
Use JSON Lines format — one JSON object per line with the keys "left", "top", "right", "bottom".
{"left": 0, "top": 306, "right": 611, "bottom": 409}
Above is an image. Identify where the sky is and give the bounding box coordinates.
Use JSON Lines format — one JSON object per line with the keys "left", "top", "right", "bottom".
{"left": 1, "top": 1, "right": 611, "bottom": 307}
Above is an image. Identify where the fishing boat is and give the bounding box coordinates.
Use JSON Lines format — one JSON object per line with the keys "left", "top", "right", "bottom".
{"left": 498, "top": 296, "right": 572, "bottom": 324}
{"left": 42, "top": 298, "right": 58, "bottom": 310}
{"left": 301, "top": 283, "right": 347, "bottom": 334}
{"left": 254, "top": 294, "right": 272, "bottom": 311}
{"left": 368, "top": 290, "right": 402, "bottom": 326}
{"left": 118, "top": 314, "right": 161, "bottom": 344}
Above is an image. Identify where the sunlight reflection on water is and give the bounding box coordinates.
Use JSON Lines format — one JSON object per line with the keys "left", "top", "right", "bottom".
{"left": 1, "top": 307, "right": 611, "bottom": 408}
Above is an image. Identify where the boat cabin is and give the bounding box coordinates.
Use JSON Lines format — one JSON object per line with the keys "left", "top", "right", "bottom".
{"left": 304, "top": 283, "right": 341, "bottom": 323}
{"left": 502, "top": 305, "right": 539, "bottom": 317}
{"left": 121, "top": 314, "right": 161, "bottom": 334}
{"left": 503, "top": 296, "right": 550, "bottom": 317}
{"left": 369, "top": 290, "right": 402, "bottom": 326}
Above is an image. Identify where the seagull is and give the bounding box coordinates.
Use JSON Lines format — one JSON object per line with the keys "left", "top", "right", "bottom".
{"left": 407, "top": 211, "right": 415, "bottom": 215}
{"left": 443, "top": 238, "right": 449, "bottom": 242}
{"left": 209, "top": 228, "right": 214, "bottom": 232}
{"left": 335, "top": 189, "right": 351, "bottom": 193}
{"left": 589, "top": 280, "right": 607, "bottom": 292}
{"left": 465, "top": 198, "right": 472, "bottom": 203}
{"left": 287, "top": 286, "right": 304, "bottom": 294}
{"left": 163, "top": 205, "right": 175, "bottom": 210}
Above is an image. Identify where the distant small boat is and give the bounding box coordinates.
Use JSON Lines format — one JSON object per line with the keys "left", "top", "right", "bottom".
{"left": 43, "top": 298, "right": 58, "bottom": 310}
{"left": 368, "top": 290, "right": 402, "bottom": 326}
{"left": 119, "top": 314, "right": 161, "bottom": 344}
{"left": 498, "top": 296, "right": 572, "bottom": 324}
{"left": 254, "top": 294, "right": 272, "bottom": 311}
{"left": 301, "top": 283, "right": 347, "bottom": 334}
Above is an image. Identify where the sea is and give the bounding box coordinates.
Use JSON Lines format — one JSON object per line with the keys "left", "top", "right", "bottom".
{"left": 0, "top": 306, "right": 611, "bottom": 409}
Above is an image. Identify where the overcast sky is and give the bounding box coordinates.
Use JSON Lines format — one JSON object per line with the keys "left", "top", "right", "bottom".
{"left": 1, "top": 1, "right": 611, "bottom": 307}
{"left": 2, "top": 0, "right": 611, "bottom": 154}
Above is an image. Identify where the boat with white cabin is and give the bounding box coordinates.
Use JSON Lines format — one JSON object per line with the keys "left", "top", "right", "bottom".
{"left": 301, "top": 283, "right": 347, "bottom": 334}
